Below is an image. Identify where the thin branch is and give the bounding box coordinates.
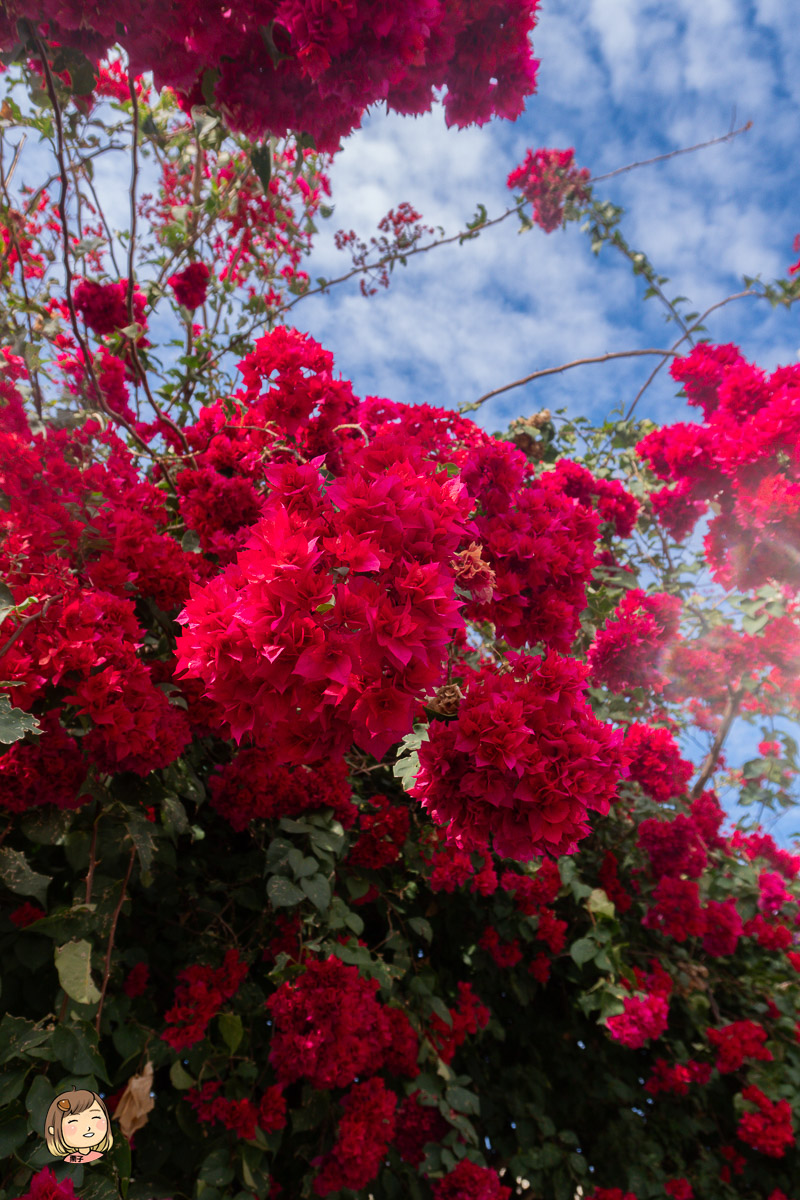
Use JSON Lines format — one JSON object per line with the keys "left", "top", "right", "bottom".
{"left": 84, "top": 811, "right": 100, "bottom": 906}
{"left": 32, "top": 37, "right": 164, "bottom": 475}
{"left": 588, "top": 122, "right": 753, "bottom": 183}
{"left": 0, "top": 593, "right": 60, "bottom": 661}
{"left": 126, "top": 70, "right": 139, "bottom": 330}
{"left": 95, "top": 843, "right": 136, "bottom": 1036}
{"left": 462, "top": 348, "right": 679, "bottom": 413}
{"left": 279, "top": 203, "right": 523, "bottom": 316}
{"left": 690, "top": 687, "right": 745, "bottom": 800}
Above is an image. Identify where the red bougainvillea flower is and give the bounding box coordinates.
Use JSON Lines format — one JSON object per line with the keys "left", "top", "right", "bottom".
{"left": 73, "top": 278, "right": 147, "bottom": 336}
{"left": 431, "top": 1158, "right": 511, "bottom": 1200}
{"left": 644, "top": 1057, "right": 711, "bottom": 1096}
{"left": 168, "top": 261, "right": 210, "bottom": 309}
{"left": 410, "top": 651, "right": 625, "bottom": 861}
{"left": 642, "top": 876, "right": 706, "bottom": 941}
{"left": 17, "top": 1169, "right": 77, "bottom": 1200}
{"left": 162, "top": 949, "right": 248, "bottom": 1051}
{"left": 313, "top": 1077, "right": 396, "bottom": 1196}
{"left": 605, "top": 963, "right": 672, "bottom": 1049}
{"left": 0, "top": 1, "right": 542, "bottom": 152}
{"left": 637, "top": 814, "right": 707, "bottom": 879}
{"left": 707, "top": 1020, "right": 772, "bottom": 1073}
{"left": 701, "top": 897, "right": 743, "bottom": 956}
{"left": 622, "top": 723, "right": 693, "bottom": 803}
{"left": 638, "top": 344, "right": 800, "bottom": 590}
{"left": 266, "top": 956, "right": 409, "bottom": 1089}
{"left": 737, "top": 1085, "right": 794, "bottom": 1157}
{"left": 428, "top": 981, "right": 490, "bottom": 1065}
{"left": 665, "top": 1180, "right": 694, "bottom": 1200}
{"left": 394, "top": 1092, "right": 449, "bottom": 1165}
{"left": 507, "top": 147, "right": 591, "bottom": 232}
{"left": 588, "top": 589, "right": 681, "bottom": 693}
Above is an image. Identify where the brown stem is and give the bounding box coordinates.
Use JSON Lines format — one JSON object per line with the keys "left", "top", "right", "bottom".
{"left": 126, "top": 71, "right": 139, "bottom": 332}
{"left": 461, "top": 348, "right": 678, "bottom": 413}
{"left": 84, "top": 812, "right": 100, "bottom": 906}
{"left": 0, "top": 593, "right": 60, "bottom": 661}
{"left": 95, "top": 844, "right": 135, "bottom": 1036}
{"left": 690, "top": 687, "right": 744, "bottom": 800}
{"left": 589, "top": 121, "right": 752, "bottom": 183}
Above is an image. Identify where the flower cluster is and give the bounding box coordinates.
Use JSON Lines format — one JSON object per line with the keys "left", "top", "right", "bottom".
{"left": 588, "top": 590, "right": 681, "bottom": 692}
{"left": 347, "top": 794, "right": 410, "bottom": 869}
{"left": 707, "top": 1020, "right": 772, "bottom": 1073}
{"left": 605, "top": 963, "right": 672, "bottom": 1049}
{"left": 431, "top": 1159, "right": 511, "bottom": 1200}
{"left": 313, "top": 1077, "right": 397, "bottom": 1196}
{"left": 638, "top": 815, "right": 707, "bottom": 879}
{"left": 410, "top": 652, "right": 625, "bottom": 860}
{"left": 266, "top": 956, "right": 417, "bottom": 1088}
{"left": 177, "top": 366, "right": 476, "bottom": 764}
{"left": 162, "top": 949, "right": 248, "bottom": 1051}
{"left": 507, "top": 147, "right": 591, "bottom": 232}
{"left": 208, "top": 750, "right": 355, "bottom": 832}
{"left": 644, "top": 1057, "right": 711, "bottom": 1096}
{"left": 395, "top": 1092, "right": 449, "bottom": 1166}
{"left": 73, "top": 278, "right": 147, "bottom": 337}
{"left": 168, "top": 261, "right": 211, "bottom": 310}
{"left": 428, "top": 981, "right": 491, "bottom": 1065}
{"left": 461, "top": 440, "right": 602, "bottom": 651}
{"left": 737, "top": 1086, "right": 794, "bottom": 1157}
{"left": 638, "top": 344, "right": 800, "bottom": 590}
{"left": 622, "top": 723, "right": 694, "bottom": 803}
{"left": 1, "top": 0, "right": 542, "bottom": 152}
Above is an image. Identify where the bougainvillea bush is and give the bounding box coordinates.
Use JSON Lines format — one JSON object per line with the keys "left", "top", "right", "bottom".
{"left": 2, "top": 8, "right": 800, "bottom": 1200}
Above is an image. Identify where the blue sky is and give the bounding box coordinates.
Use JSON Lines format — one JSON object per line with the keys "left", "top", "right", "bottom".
{"left": 292, "top": 0, "right": 798, "bottom": 433}
{"left": 287, "top": 0, "right": 800, "bottom": 844}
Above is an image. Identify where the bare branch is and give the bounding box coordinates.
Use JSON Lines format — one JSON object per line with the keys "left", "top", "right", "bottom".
{"left": 690, "top": 687, "right": 744, "bottom": 800}
{"left": 95, "top": 843, "right": 136, "bottom": 1036}
{"left": 461, "top": 348, "right": 679, "bottom": 414}
{"left": 588, "top": 122, "right": 753, "bottom": 184}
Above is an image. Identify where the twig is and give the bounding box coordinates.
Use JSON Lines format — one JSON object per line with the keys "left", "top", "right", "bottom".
{"left": 3, "top": 133, "right": 26, "bottom": 189}
{"left": 0, "top": 593, "right": 60, "bottom": 661}
{"left": 126, "top": 71, "right": 139, "bottom": 332}
{"left": 462, "top": 349, "right": 679, "bottom": 413}
{"left": 85, "top": 811, "right": 100, "bottom": 906}
{"left": 32, "top": 35, "right": 165, "bottom": 473}
{"left": 95, "top": 843, "right": 136, "bottom": 1036}
{"left": 690, "top": 687, "right": 744, "bottom": 800}
{"left": 279, "top": 203, "right": 523, "bottom": 315}
{"left": 588, "top": 122, "right": 753, "bottom": 183}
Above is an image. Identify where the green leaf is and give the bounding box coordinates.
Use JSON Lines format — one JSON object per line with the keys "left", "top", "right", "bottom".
{"left": 218, "top": 1012, "right": 243, "bottom": 1054}
{"left": 0, "top": 695, "right": 40, "bottom": 744}
{"left": 445, "top": 1085, "right": 480, "bottom": 1115}
{"left": 267, "top": 876, "right": 304, "bottom": 908}
{"left": 409, "top": 917, "right": 433, "bottom": 943}
{"left": 0, "top": 847, "right": 50, "bottom": 905}
{"left": 51, "top": 1025, "right": 107, "bottom": 1079}
{"left": 250, "top": 142, "right": 273, "bottom": 191}
{"left": 569, "top": 937, "right": 596, "bottom": 967}
{"left": 0, "top": 1109, "right": 28, "bottom": 1158}
{"left": 124, "top": 813, "right": 157, "bottom": 872}
{"left": 55, "top": 940, "right": 101, "bottom": 1006}
{"left": 181, "top": 529, "right": 201, "bottom": 554}
{"left": 200, "top": 1147, "right": 235, "bottom": 1188}
{"left": 586, "top": 888, "right": 615, "bottom": 920}
{"left": 300, "top": 874, "right": 331, "bottom": 912}
{"left": 169, "top": 1060, "right": 195, "bottom": 1090}
{"left": 0, "top": 1065, "right": 29, "bottom": 1106}
{"left": 25, "top": 1072, "right": 53, "bottom": 1133}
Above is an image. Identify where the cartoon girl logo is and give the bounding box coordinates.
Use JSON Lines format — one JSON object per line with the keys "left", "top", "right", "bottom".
{"left": 44, "top": 1086, "right": 114, "bottom": 1164}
